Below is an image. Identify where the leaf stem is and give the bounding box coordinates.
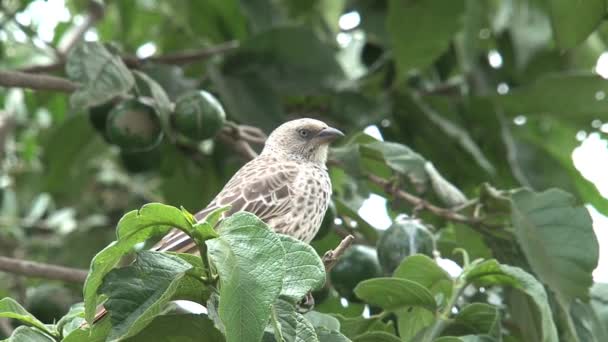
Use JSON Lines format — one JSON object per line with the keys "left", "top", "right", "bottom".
{"left": 423, "top": 278, "right": 466, "bottom": 342}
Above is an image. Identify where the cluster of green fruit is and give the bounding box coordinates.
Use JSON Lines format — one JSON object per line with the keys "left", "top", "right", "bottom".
{"left": 88, "top": 90, "right": 225, "bottom": 171}
{"left": 322, "top": 216, "right": 434, "bottom": 302}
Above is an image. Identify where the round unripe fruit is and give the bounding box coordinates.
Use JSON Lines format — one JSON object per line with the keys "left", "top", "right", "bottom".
{"left": 120, "top": 145, "right": 161, "bottom": 173}
{"left": 106, "top": 99, "right": 163, "bottom": 152}
{"left": 25, "top": 284, "right": 72, "bottom": 323}
{"left": 173, "top": 90, "right": 226, "bottom": 141}
{"left": 89, "top": 102, "right": 114, "bottom": 132}
{"left": 377, "top": 218, "right": 434, "bottom": 274}
{"left": 330, "top": 245, "right": 382, "bottom": 301}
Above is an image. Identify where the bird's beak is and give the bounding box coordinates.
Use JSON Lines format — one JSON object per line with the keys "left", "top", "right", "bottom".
{"left": 315, "top": 126, "right": 344, "bottom": 143}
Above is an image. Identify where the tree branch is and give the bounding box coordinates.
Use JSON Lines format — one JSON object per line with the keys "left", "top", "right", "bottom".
{"left": 0, "top": 70, "right": 78, "bottom": 92}
{"left": 0, "top": 256, "right": 88, "bottom": 283}
{"left": 365, "top": 173, "right": 494, "bottom": 227}
{"left": 322, "top": 235, "right": 355, "bottom": 272}
{"left": 18, "top": 41, "right": 239, "bottom": 74}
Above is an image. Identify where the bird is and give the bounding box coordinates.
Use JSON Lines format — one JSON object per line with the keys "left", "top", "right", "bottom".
{"left": 92, "top": 118, "right": 343, "bottom": 322}
{"left": 155, "top": 118, "right": 344, "bottom": 253}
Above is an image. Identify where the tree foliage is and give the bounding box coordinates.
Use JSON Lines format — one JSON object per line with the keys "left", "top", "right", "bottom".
{"left": 0, "top": 0, "right": 607, "bottom": 341}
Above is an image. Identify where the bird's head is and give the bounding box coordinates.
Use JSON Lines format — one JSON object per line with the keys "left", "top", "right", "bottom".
{"left": 263, "top": 118, "right": 344, "bottom": 164}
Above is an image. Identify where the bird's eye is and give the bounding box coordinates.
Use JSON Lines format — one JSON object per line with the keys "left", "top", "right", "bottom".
{"left": 298, "top": 129, "right": 310, "bottom": 138}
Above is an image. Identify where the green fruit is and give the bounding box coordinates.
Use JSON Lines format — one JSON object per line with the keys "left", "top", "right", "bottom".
{"left": 120, "top": 145, "right": 161, "bottom": 173}
{"left": 173, "top": 90, "right": 226, "bottom": 141}
{"left": 88, "top": 102, "right": 114, "bottom": 139}
{"left": 313, "top": 202, "right": 335, "bottom": 241}
{"left": 25, "top": 284, "right": 72, "bottom": 324}
{"left": 106, "top": 99, "right": 163, "bottom": 152}
{"left": 377, "top": 218, "right": 434, "bottom": 274}
{"left": 330, "top": 245, "right": 382, "bottom": 301}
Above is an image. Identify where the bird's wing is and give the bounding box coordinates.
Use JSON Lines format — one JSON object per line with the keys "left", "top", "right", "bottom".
{"left": 153, "top": 156, "right": 300, "bottom": 253}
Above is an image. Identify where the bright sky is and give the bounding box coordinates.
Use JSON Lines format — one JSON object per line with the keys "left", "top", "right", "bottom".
{"left": 11, "top": 1, "right": 608, "bottom": 282}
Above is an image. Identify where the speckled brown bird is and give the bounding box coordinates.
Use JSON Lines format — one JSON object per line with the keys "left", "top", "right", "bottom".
{"left": 154, "top": 118, "right": 344, "bottom": 254}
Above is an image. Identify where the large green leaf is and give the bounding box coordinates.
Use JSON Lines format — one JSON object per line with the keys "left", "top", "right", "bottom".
{"left": 465, "top": 261, "right": 559, "bottom": 342}
{"left": 393, "top": 254, "right": 453, "bottom": 300}
{"left": 352, "top": 331, "right": 400, "bottom": 342}
{"left": 511, "top": 189, "right": 598, "bottom": 302}
{"left": 387, "top": 0, "right": 465, "bottom": 75}
{"left": 0, "top": 298, "right": 53, "bottom": 337}
{"left": 545, "top": 0, "right": 605, "bottom": 49}
{"left": 332, "top": 314, "right": 394, "bottom": 340}
{"left": 65, "top": 41, "right": 134, "bottom": 109}
{"left": 99, "top": 251, "right": 196, "bottom": 340}
{"left": 83, "top": 203, "right": 193, "bottom": 323}
{"left": 396, "top": 307, "right": 434, "bottom": 342}
{"left": 223, "top": 26, "right": 344, "bottom": 95}
{"left": 4, "top": 326, "right": 55, "bottom": 342}
{"left": 450, "top": 303, "right": 500, "bottom": 337}
{"left": 271, "top": 299, "right": 319, "bottom": 342}
{"left": 278, "top": 235, "right": 325, "bottom": 301}
{"left": 362, "top": 141, "right": 427, "bottom": 184}
{"left": 354, "top": 278, "right": 437, "bottom": 312}
{"left": 493, "top": 73, "right": 608, "bottom": 118}
{"left": 126, "top": 314, "right": 225, "bottom": 341}
{"left": 206, "top": 212, "right": 286, "bottom": 342}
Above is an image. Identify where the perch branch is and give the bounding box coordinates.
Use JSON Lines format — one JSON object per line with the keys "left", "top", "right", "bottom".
{"left": 0, "top": 70, "right": 79, "bottom": 92}
{"left": 0, "top": 256, "right": 88, "bottom": 283}
{"left": 322, "top": 235, "right": 355, "bottom": 272}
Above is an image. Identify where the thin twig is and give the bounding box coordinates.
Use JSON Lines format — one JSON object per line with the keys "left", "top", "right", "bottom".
{"left": 19, "top": 41, "right": 239, "bottom": 73}
{"left": 0, "top": 70, "right": 78, "bottom": 92}
{"left": 0, "top": 256, "right": 88, "bottom": 283}
{"left": 322, "top": 235, "right": 355, "bottom": 272}
{"left": 365, "top": 173, "right": 498, "bottom": 227}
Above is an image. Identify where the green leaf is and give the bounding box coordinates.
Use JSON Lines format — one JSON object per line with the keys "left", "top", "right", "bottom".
{"left": 99, "top": 251, "right": 195, "bottom": 340}
{"left": 546, "top": 0, "right": 605, "bottom": 49}
{"left": 279, "top": 235, "right": 325, "bottom": 301}
{"left": 424, "top": 162, "right": 468, "bottom": 207}
{"left": 42, "top": 114, "right": 105, "bottom": 197}
{"left": 434, "top": 336, "right": 495, "bottom": 342}
{"left": 393, "top": 254, "right": 452, "bottom": 300}
{"left": 0, "top": 297, "right": 53, "bottom": 336}
{"left": 591, "top": 283, "right": 608, "bottom": 337}
{"left": 451, "top": 303, "right": 500, "bottom": 337}
{"left": 223, "top": 26, "right": 344, "bottom": 95}
{"left": 354, "top": 278, "right": 437, "bottom": 311}
{"left": 465, "top": 261, "right": 559, "bottom": 342}
{"left": 65, "top": 41, "right": 135, "bottom": 108}
{"left": 511, "top": 188, "right": 598, "bottom": 302}
{"left": 303, "top": 311, "right": 340, "bottom": 332}
{"left": 84, "top": 203, "right": 193, "bottom": 323}
{"left": 352, "top": 331, "right": 400, "bottom": 342}
{"left": 206, "top": 212, "right": 286, "bottom": 342}
{"left": 493, "top": 73, "right": 608, "bottom": 118}
{"left": 132, "top": 70, "right": 174, "bottom": 137}
{"left": 362, "top": 141, "right": 427, "bottom": 184}
{"left": 126, "top": 314, "right": 225, "bottom": 341}
{"left": 387, "top": 0, "right": 465, "bottom": 75}
{"left": 4, "top": 326, "right": 55, "bottom": 342}
{"left": 315, "top": 327, "right": 351, "bottom": 342}
{"left": 200, "top": 205, "right": 231, "bottom": 227}
{"left": 272, "top": 299, "right": 319, "bottom": 342}
{"left": 56, "top": 303, "right": 85, "bottom": 337}
{"left": 332, "top": 314, "right": 394, "bottom": 339}
{"left": 62, "top": 317, "right": 111, "bottom": 342}
{"left": 396, "top": 307, "right": 434, "bottom": 341}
